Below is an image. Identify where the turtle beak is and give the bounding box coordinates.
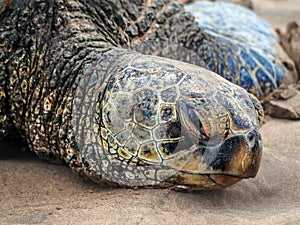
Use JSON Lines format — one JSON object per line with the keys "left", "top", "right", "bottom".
{"left": 204, "top": 129, "right": 262, "bottom": 178}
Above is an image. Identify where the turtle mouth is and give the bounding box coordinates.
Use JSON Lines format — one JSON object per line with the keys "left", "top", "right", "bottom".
{"left": 178, "top": 171, "right": 250, "bottom": 179}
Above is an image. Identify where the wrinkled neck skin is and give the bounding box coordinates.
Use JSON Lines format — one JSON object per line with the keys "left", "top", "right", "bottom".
{"left": 0, "top": 0, "right": 263, "bottom": 190}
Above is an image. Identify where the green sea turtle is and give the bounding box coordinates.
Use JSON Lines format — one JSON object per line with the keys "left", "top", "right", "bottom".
{"left": 1, "top": 0, "right": 294, "bottom": 190}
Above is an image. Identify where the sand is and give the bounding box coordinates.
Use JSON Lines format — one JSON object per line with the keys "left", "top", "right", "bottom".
{"left": 1, "top": 1, "right": 300, "bottom": 224}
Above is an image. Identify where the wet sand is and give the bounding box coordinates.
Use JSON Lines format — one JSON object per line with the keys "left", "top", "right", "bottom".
{"left": 1, "top": 1, "right": 300, "bottom": 224}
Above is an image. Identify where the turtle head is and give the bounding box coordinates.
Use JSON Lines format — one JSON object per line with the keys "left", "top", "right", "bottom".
{"left": 72, "top": 53, "right": 263, "bottom": 190}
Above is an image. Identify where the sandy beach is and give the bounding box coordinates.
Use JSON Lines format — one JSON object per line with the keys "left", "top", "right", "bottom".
{"left": 1, "top": 0, "right": 300, "bottom": 224}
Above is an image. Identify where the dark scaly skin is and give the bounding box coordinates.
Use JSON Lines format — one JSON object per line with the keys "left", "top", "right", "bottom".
{"left": 0, "top": 0, "right": 263, "bottom": 190}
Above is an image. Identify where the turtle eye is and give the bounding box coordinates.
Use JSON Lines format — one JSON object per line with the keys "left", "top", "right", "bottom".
{"left": 178, "top": 99, "right": 210, "bottom": 140}
{"left": 187, "top": 107, "right": 209, "bottom": 139}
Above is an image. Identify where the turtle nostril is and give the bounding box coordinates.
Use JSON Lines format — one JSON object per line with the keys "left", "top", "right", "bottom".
{"left": 246, "top": 129, "right": 261, "bottom": 152}
{"left": 248, "top": 133, "right": 255, "bottom": 143}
